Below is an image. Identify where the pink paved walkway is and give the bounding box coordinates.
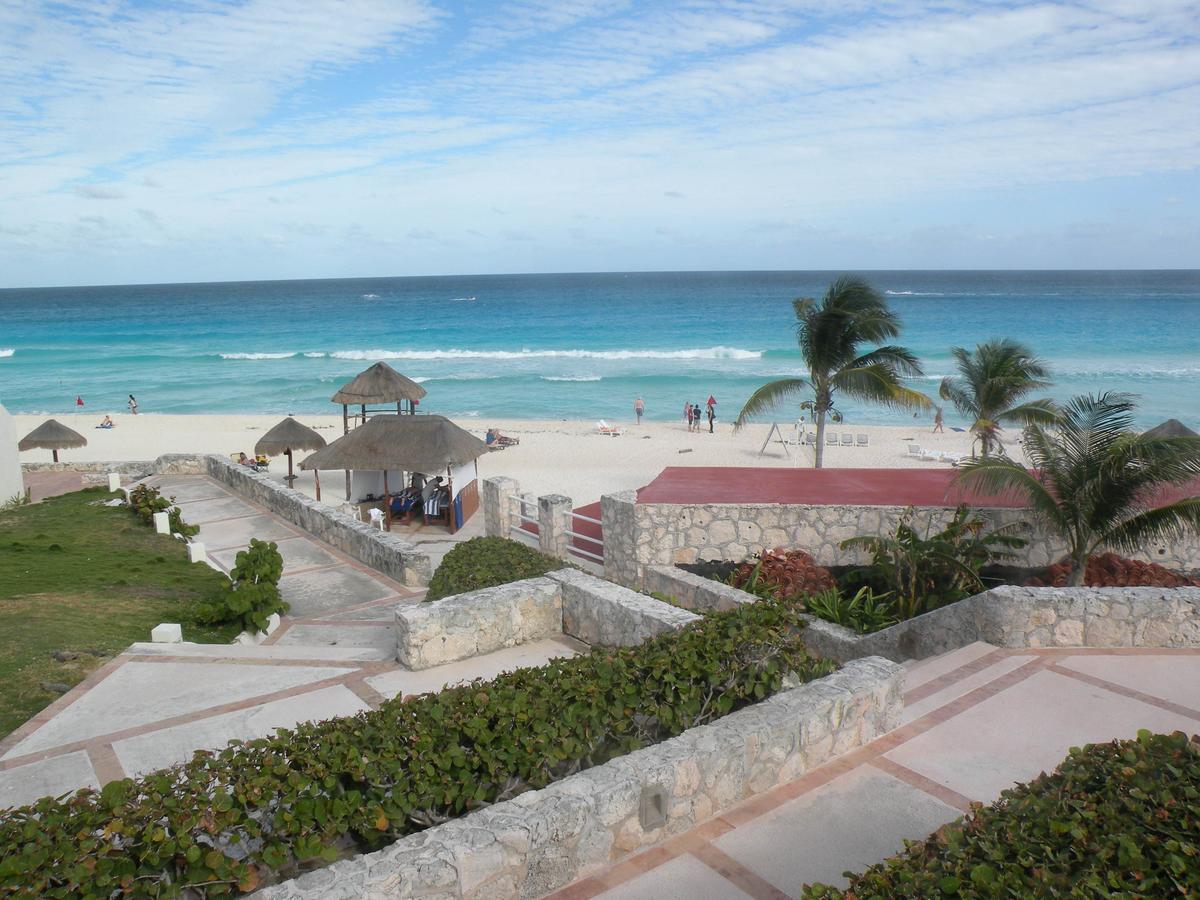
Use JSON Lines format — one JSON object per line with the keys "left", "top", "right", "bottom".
{"left": 549, "top": 643, "right": 1200, "bottom": 898}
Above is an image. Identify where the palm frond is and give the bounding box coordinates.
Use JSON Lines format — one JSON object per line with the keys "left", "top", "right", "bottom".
{"left": 1100, "top": 498, "right": 1200, "bottom": 556}
{"left": 995, "top": 398, "right": 1061, "bottom": 427}
{"left": 734, "top": 377, "right": 809, "bottom": 428}
{"left": 847, "top": 345, "right": 925, "bottom": 378}
{"left": 954, "top": 456, "right": 1068, "bottom": 534}
{"left": 832, "top": 365, "right": 930, "bottom": 409}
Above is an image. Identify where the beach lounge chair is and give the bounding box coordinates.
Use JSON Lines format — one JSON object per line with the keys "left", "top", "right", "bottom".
{"left": 804, "top": 433, "right": 817, "bottom": 446}
{"left": 856, "top": 434, "right": 869, "bottom": 447}
{"left": 907, "top": 444, "right": 922, "bottom": 457}
{"left": 841, "top": 433, "right": 854, "bottom": 446}
{"left": 826, "top": 432, "right": 838, "bottom": 446}
{"left": 597, "top": 420, "right": 624, "bottom": 436}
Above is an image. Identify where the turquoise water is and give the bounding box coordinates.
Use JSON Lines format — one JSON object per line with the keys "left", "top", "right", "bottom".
{"left": 1, "top": 271, "right": 1197, "bottom": 427}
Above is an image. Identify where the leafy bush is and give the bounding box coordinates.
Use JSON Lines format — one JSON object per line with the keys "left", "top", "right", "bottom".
{"left": 840, "top": 506, "right": 1025, "bottom": 620}
{"left": 0, "top": 599, "right": 834, "bottom": 896}
{"left": 803, "top": 730, "right": 1200, "bottom": 898}
{"left": 197, "top": 539, "right": 289, "bottom": 634}
{"left": 426, "top": 535, "right": 563, "bottom": 601}
{"left": 128, "top": 483, "right": 198, "bottom": 537}
{"left": 726, "top": 549, "right": 836, "bottom": 602}
{"left": 805, "top": 586, "right": 897, "bottom": 635}
{"left": 1027, "top": 551, "right": 1200, "bottom": 588}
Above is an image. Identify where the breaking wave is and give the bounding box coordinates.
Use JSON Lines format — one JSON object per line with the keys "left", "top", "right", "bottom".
{"left": 327, "top": 346, "right": 762, "bottom": 361}
{"left": 0, "top": 349, "right": 13, "bottom": 358}
{"left": 542, "top": 375, "right": 602, "bottom": 382}
{"left": 219, "top": 351, "right": 298, "bottom": 360}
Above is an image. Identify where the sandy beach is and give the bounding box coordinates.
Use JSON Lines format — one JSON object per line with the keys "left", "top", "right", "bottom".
{"left": 13, "top": 413, "right": 1013, "bottom": 507}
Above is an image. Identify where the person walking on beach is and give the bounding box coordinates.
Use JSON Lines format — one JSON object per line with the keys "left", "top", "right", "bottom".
{"left": 634, "top": 396, "right": 644, "bottom": 425}
{"left": 706, "top": 395, "right": 716, "bottom": 433}
{"left": 683, "top": 400, "right": 691, "bottom": 427}
{"left": 128, "top": 394, "right": 138, "bottom": 415}
{"left": 932, "top": 405, "right": 944, "bottom": 433}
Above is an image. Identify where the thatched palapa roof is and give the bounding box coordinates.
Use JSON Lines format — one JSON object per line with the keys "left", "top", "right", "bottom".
{"left": 331, "top": 362, "right": 426, "bottom": 405}
{"left": 18, "top": 419, "right": 87, "bottom": 451}
{"left": 255, "top": 418, "right": 326, "bottom": 456}
{"left": 300, "top": 415, "right": 487, "bottom": 475}
{"left": 1142, "top": 418, "right": 1199, "bottom": 440}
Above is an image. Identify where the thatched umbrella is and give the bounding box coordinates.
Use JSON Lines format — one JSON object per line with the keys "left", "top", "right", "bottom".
{"left": 1142, "top": 418, "right": 1199, "bottom": 439}
{"left": 331, "top": 362, "right": 428, "bottom": 499}
{"left": 331, "top": 361, "right": 426, "bottom": 409}
{"left": 255, "top": 417, "right": 326, "bottom": 484}
{"left": 300, "top": 415, "right": 487, "bottom": 529}
{"left": 18, "top": 419, "right": 87, "bottom": 463}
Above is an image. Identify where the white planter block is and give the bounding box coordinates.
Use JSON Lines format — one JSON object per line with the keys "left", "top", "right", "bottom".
{"left": 151, "top": 623, "right": 183, "bottom": 643}
{"left": 152, "top": 510, "right": 170, "bottom": 534}
{"left": 232, "top": 613, "right": 281, "bottom": 646}
{"left": 187, "top": 542, "right": 206, "bottom": 563}
{"left": 107, "top": 473, "right": 121, "bottom": 492}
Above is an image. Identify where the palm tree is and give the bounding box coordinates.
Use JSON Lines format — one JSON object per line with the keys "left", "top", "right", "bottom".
{"left": 735, "top": 276, "right": 928, "bottom": 467}
{"left": 956, "top": 392, "right": 1200, "bottom": 586}
{"left": 938, "top": 339, "right": 1059, "bottom": 457}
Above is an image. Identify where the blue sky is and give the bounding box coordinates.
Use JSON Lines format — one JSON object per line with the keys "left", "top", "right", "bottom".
{"left": 1, "top": 0, "right": 1198, "bottom": 287}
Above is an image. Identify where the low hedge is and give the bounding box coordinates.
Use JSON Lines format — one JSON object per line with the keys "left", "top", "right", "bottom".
{"left": 426, "top": 535, "right": 562, "bottom": 601}
{"left": 803, "top": 729, "right": 1200, "bottom": 898}
{"left": 0, "top": 598, "right": 833, "bottom": 897}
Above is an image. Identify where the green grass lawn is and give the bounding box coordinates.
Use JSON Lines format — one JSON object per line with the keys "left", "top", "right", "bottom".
{"left": 0, "top": 488, "right": 239, "bottom": 739}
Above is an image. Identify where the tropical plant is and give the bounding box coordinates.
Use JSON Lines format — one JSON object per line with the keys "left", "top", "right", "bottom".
{"left": 198, "top": 538, "right": 288, "bottom": 634}
{"left": 426, "top": 536, "right": 563, "bottom": 601}
{"left": 938, "top": 338, "right": 1059, "bottom": 457}
{"left": 840, "top": 506, "right": 1026, "bottom": 620}
{"left": 127, "top": 483, "right": 198, "bottom": 537}
{"left": 804, "top": 730, "right": 1200, "bottom": 898}
{"left": 804, "top": 586, "right": 897, "bottom": 634}
{"left": 957, "top": 392, "right": 1200, "bottom": 586}
{"left": 725, "top": 549, "right": 836, "bottom": 601}
{"left": 734, "top": 276, "right": 929, "bottom": 467}
{"left": 1, "top": 490, "right": 31, "bottom": 511}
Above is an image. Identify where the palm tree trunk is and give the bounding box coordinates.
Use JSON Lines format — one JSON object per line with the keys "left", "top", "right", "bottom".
{"left": 814, "top": 411, "right": 826, "bottom": 468}
{"left": 1067, "top": 549, "right": 1089, "bottom": 586}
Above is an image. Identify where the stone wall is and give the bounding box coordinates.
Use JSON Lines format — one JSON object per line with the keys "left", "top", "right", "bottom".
{"left": 617, "top": 500, "right": 1200, "bottom": 586}
{"left": 642, "top": 565, "right": 756, "bottom": 614}
{"left": 206, "top": 455, "right": 432, "bottom": 586}
{"left": 395, "top": 577, "right": 562, "bottom": 669}
{"left": 798, "top": 585, "right": 1200, "bottom": 663}
{"left": 255, "top": 657, "right": 903, "bottom": 900}
{"left": 601, "top": 490, "right": 639, "bottom": 587}
{"left": 547, "top": 568, "right": 700, "bottom": 646}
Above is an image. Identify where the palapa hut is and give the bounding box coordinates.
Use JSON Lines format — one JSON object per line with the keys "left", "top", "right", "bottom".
{"left": 1142, "top": 419, "right": 1199, "bottom": 439}
{"left": 331, "top": 361, "right": 428, "bottom": 498}
{"left": 18, "top": 419, "right": 87, "bottom": 463}
{"left": 300, "top": 415, "right": 487, "bottom": 532}
{"left": 255, "top": 417, "right": 326, "bottom": 484}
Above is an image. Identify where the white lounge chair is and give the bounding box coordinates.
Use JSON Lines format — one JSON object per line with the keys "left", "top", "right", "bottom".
{"left": 804, "top": 433, "right": 817, "bottom": 446}
{"left": 597, "top": 420, "right": 624, "bottom": 436}
{"left": 841, "top": 433, "right": 854, "bottom": 446}
{"left": 826, "top": 432, "right": 838, "bottom": 446}
{"left": 856, "top": 434, "right": 869, "bottom": 447}
{"left": 907, "top": 444, "right": 922, "bottom": 457}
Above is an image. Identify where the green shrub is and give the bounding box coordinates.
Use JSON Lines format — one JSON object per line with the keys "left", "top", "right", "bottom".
{"left": 0, "top": 600, "right": 833, "bottom": 896}
{"left": 426, "top": 535, "right": 563, "bottom": 601}
{"left": 197, "top": 539, "right": 289, "bottom": 634}
{"left": 803, "top": 730, "right": 1200, "bottom": 898}
{"left": 839, "top": 505, "right": 1025, "bottom": 620}
{"left": 128, "top": 483, "right": 198, "bottom": 537}
{"left": 805, "top": 586, "right": 897, "bottom": 635}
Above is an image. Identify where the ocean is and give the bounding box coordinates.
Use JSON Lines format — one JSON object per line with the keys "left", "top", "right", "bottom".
{"left": 1, "top": 270, "right": 1197, "bottom": 428}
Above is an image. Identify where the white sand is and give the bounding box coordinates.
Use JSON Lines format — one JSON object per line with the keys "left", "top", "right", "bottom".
{"left": 14, "top": 413, "right": 1010, "bottom": 506}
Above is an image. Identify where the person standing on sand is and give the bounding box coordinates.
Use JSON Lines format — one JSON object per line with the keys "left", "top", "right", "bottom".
{"left": 128, "top": 394, "right": 138, "bottom": 415}
{"left": 683, "top": 401, "right": 690, "bottom": 426}
{"left": 634, "top": 396, "right": 644, "bottom": 424}
{"left": 706, "top": 395, "right": 716, "bottom": 433}
{"left": 933, "top": 406, "right": 944, "bottom": 433}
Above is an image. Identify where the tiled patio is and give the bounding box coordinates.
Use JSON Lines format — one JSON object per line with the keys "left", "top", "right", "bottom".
{"left": 549, "top": 643, "right": 1200, "bottom": 899}
{"left": 0, "top": 474, "right": 585, "bottom": 809}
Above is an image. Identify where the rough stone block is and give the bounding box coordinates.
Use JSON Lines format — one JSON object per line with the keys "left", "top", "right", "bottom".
{"left": 394, "top": 577, "right": 562, "bottom": 669}
{"left": 546, "top": 568, "right": 700, "bottom": 647}
{"left": 150, "top": 622, "right": 182, "bottom": 643}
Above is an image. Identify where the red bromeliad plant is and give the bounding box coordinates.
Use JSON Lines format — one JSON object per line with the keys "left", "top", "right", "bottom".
{"left": 1027, "top": 552, "right": 1200, "bottom": 588}
{"left": 727, "top": 549, "right": 836, "bottom": 602}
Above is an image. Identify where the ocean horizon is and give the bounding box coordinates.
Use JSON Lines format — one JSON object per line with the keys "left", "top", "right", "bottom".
{"left": 2, "top": 269, "right": 1198, "bottom": 428}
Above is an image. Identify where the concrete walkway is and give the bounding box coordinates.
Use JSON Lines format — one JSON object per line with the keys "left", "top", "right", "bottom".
{"left": 549, "top": 643, "right": 1200, "bottom": 899}
{"left": 0, "top": 474, "right": 585, "bottom": 809}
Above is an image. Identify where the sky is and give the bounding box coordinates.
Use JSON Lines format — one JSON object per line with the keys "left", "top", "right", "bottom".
{"left": 1, "top": 0, "right": 1198, "bottom": 287}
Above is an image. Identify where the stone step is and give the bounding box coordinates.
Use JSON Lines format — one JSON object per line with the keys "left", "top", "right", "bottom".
{"left": 126, "top": 641, "right": 393, "bottom": 662}
{"left": 902, "top": 641, "right": 999, "bottom": 693}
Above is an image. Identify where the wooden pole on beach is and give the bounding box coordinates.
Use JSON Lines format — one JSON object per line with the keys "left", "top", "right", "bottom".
{"left": 383, "top": 470, "right": 390, "bottom": 531}
{"left": 314, "top": 469, "right": 321, "bottom": 501}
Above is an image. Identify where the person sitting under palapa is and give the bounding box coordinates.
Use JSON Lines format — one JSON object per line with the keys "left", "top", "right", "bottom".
{"left": 485, "top": 428, "right": 519, "bottom": 448}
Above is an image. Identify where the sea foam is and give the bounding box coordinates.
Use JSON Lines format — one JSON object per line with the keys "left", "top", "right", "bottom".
{"left": 219, "top": 352, "right": 298, "bottom": 360}
{"left": 328, "top": 346, "right": 761, "bottom": 361}
{"left": 0, "top": 349, "right": 13, "bottom": 358}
